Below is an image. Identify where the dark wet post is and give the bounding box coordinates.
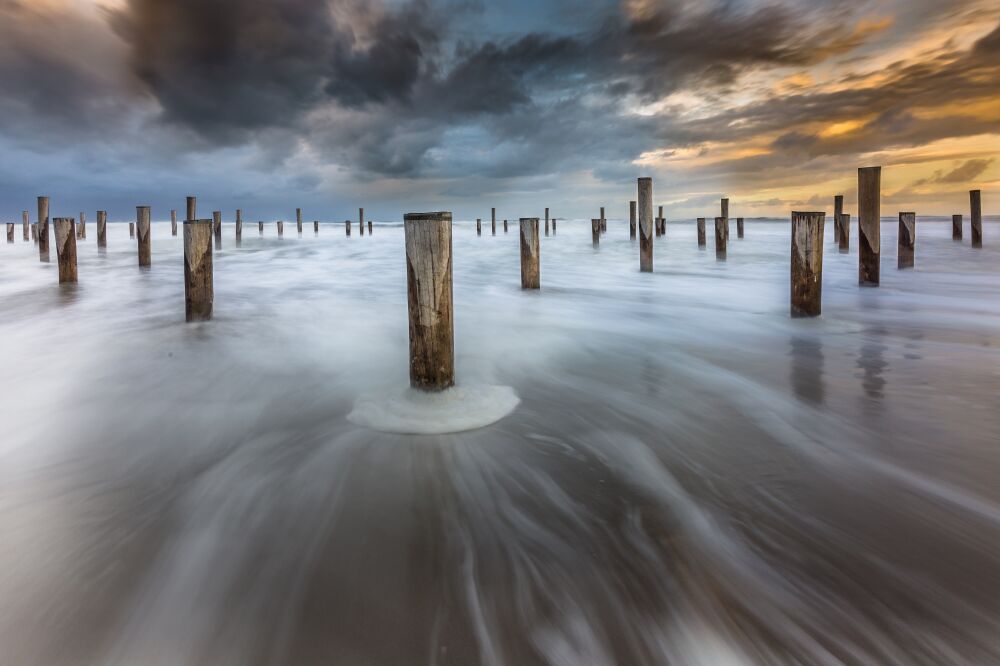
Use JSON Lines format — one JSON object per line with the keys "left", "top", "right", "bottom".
{"left": 129, "top": 222, "right": 135, "bottom": 239}
{"left": 404, "top": 212, "right": 454, "bottom": 391}
{"left": 314, "top": 220, "right": 319, "bottom": 234}
{"left": 552, "top": 217, "right": 556, "bottom": 232}
{"left": 715, "top": 217, "right": 727, "bottom": 259}
{"left": 6, "top": 223, "right": 13, "bottom": 243}
{"left": 171, "top": 209, "right": 178, "bottom": 236}
{"left": 638, "top": 177, "right": 653, "bottom": 272}
{"left": 54, "top": 218, "right": 77, "bottom": 283}
{"left": 858, "top": 166, "right": 881, "bottom": 286}
{"left": 736, "top": 217, "right": 744, "bottom": 239}
{"left": 697, "top": 218, "right": 706, "bottom": 247}
{"left": 38, "top": 196, "right": 50, "bottom": 262}
{"left": 213, "top": 211, "right": 222, "bottom": 246}
{"left": 545, "top": 207, "right": 550, "bottom": 236}
{"left": 32, "top": 223, "right": 37, "bottom": 242}
{"left": 184, "top": 219, "right": 213, "bottom": 322}
{"left": 259, "top": 221, "right": 264, "bottom": 235}
{"left": 97, "top": 210, "right": 107, "bottom": 249}
{"left": 838, "top": 214, "right": 850, "bottom": 253}
{"left": 345, "top": 220, "right": 351, "bottom": 236}
{"left": 277, "top": 220, "right": 284, "bottom": 237}
{"left": 368, "top": 220, "right": 372, "bottom": 235}
{"left": 296, "top": 208, "right": 303, "bottom": 234}
{"left": 503, "top": 219, "right": 508, "bottom": 233}
{"left": 592, "top": 219, "right": 601, "bottom": 246}
{"left": 898, "top": 212, "right": 915, "bottom": 269}
{"left": 476, "top": 218, "right": 481, "bottom": 236}
{"left": 359, "top": 208, "right": 365, "bottom": 236}
{"left": 834, "top": 195, "right": 843, "bottom": 243}
{"left": 970, "top": 190, "right": 982, "bottom": 248}
{"left": 790, "top": 211, "right": 824, "bottom": 317}
{"left": 657, "top": 206, "right": 664, "bottom": 236}
{"left": 952, "top": 214, "right": 962, "bottom": 240}
{"left": 22, "top": 210, "right": 29, "bottom": 242}
{"left": 520, "top": 217, "right": 540, "bottom": 289}
{"left": 136, "top": 206, "right": 151, "bottom": 266}
{"left": 492, "top": 213, "right": 496, "bottom": 236}
{"left": 186, "top": 196, "right": 196, "bottom": 221}
{"left": 721, "top": 198, "right": 729, "bottom": 241}
{"left": 630, "top": 201, "right": 636, "bottom": 239}
{"left": 600, "top": 207, "right": 606, "bottom": 233}
{"left": 491, "top": 208, "right": 496, "bottom": 236}
{"left": 236, "top": 209, "right": 243, "bottom": 241}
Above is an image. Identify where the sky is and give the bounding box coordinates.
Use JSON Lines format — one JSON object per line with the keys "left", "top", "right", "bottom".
{"left": 0, "top": 0, "right": 997, "bottom": 222}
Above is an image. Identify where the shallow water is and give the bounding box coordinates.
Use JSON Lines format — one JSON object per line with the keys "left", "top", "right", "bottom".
{"left": 2, "top": 217, "right": 999, "bottom": 665}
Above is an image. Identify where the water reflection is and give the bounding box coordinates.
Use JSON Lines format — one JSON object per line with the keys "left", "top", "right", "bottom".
{"left": 789, "top": 335, "right": 825, "bottom": 405}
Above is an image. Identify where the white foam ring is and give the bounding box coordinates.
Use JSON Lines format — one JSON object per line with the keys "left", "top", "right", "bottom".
{"left": 348, "top": 384, "right": 520, "bottom": 434}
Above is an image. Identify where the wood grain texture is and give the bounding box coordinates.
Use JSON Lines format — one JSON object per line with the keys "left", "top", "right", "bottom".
{"left": 404, "top": 212, "right": 454, "bottom": 391}
{"left": 721, "top": 198, "right": 729, "bottom": 241}
{"left": 38, "top": 196, "right": 50, "bottom": 262}
{"left": 77, "top": 211, "right": 86, "bottom": 240}
{"left": 592, "top": 219, "right": 601, "bottom": 246}
{"left": 970, "top": 190, "right": 982, "bottom": 247}
{"left": 520, "top": 218, "right": 540, "bottom": 289}
{"left": 297, "top": 208, "right": 303, "bottom": 233}
{"left": 213, "top": 211, "right": 222, "bottom": 245}
{"left": 171, "top": 209, "right": 178, "bottom": 236}
{"left": 54, "top": 217, "right": 77, "bottom": 283}
{"left": 22, "top": 210, "right": 29, "bottom": 241}
{"left": 236, "top": 209, "right": 243, "bottom": 240}
{"left": 186, "top": 196, "right": 196, "bottom": 221}
{"left": 898, "top": 212, "right": 915, "bottom": 269}
{"left": 97, "top": 210, "right": 107, "bottom": 248}
{"left": 834, "top": 195, "right": 843, "bottom": 243}
{"left": 858, "top": 166, "right": 881, "bottom": 285}
{"left": 630, "top": 200, "right": 636, "bottom": 240}
{"left": 952, "top": 214, "right": 962, "bottom": 240}
{"left": 838, "top": 214, "right": 850, "bottom": 253}
{"left": 697, "top": 218, "right": 706, "bottom": 247}
{"left": 791, "top": 212, "right": 824, "bottom": 317}
{"left": 715, "top": 217, "right": 727, "bottom": 260}
{"left": 184, "top": 219, "right": 213, "bottom": 322}
{"left": 638, "top": 178, "right": 653, "bottom": 272}
{"left": 32, "top": 223, "right": 37, "bottom": 242}
{"left": 137, "top": 206, "right": 151, "bottom": 266}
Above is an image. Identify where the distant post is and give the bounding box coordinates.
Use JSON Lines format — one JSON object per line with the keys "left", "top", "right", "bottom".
{"left": 715, "top": 217, "right": 727, "bottom": 259}
{"left": 277, "top": 220, "right": 284, "bottom": 237}
{"left": 970, "top": 190, "right": 982, "bottom": 248}
{"left": 213, "top": 211, "right": 222, "bottom": 245}
{"left": 476, "top": 218, "right": 481, "bottom": 236}
{"left": 491, "top": 208, "right": 496, "bottom": 237}
{"left": 838, "top": 214, "right": 850, "bottom": 253}
{"left": 833, "top": 195, "right": 843, "bottom": 243}
{"left": 314, "top": 220, "right": 319, "bottom": 233}
{"left": 259, "top": 221, "right": 264, "bottom": 235}
{"left": 858, "top": 166, "right": 881, "bottom": 285}
{"left": 171, "top": 210, "right": 178, "bottom": 236}
{"left": 697, "top": 218, "right": 706, "bottom": 247}
{"left": 186, "top": 196, "right": 196, "bottom": 221}
{"left": 38, "top": 196, "right": 50, "bottom": 262}
{"left": 790, "top": 212, "right": 824, "bottom": 317}
{"left": 630, "top": 201, "right": 636, "bottom": 239}
{"left": 638, "top": 177, "right": 653, "bottom": 272}
{"left": 898, "top": 212, "right": 915, "bottom": 269}
{"left": 54, "top": 218, "right": 77, "bottom": 283}
{"left": 31, "top": 223, "right": 37, "bottom": 242}
{"left": 736, "top": 217, "right": 744, "bottom": 239}
{"left": 297, "top": 208, "right": 303, "bottom": 234}
{"left": 520, "top": 218, "right": 540, "bottom": 289}
{"left": 6, "top": 223, "right": 13, "bottom": 243}
{"left": 345, "top": 220, "right": 351, "bottom": 236}
{"left": 236, "top": 209, "right": 243, "bottom": 241}
{"left": 360, "top": 208, "right": 365, "bottom": 236}
{"left": 78, "top": 212, "right": 86, "bottom": 239}
{"left": 721, "top": 198, "right": 729, "bottom": 241}
{"left": 952, "top": 214, "right": 962, "bottom": 240}
{"left": 492, "top": 214, "right": 496, "bottom": 236}
{"left": 368, "top": 220, "right": 372, "bottom": 235}
{"left": 591, "top": 219, "right": 601, "bottom": 246}
{"left": 129, "top": 222, "right": 135, "bottom": 239}
{"left": 503, "top": 219, "right": 508, "bottom": 232}
{"left": 600, "top": 207, "right": 606, "bottom": 233}
{"left": 184, "top": 219, "right": 213, "bottom": 322}
{"left": 22, "top": 210, "right": 29, "bottom": 241}
{"left": 137, "top": 206, "right": 151, "bottom": 266}
{"left": 404, "top": 212, "right": 454, "bottom": 391}
{"left": 545, "top": 207, "right": 550, "bottom": 236}
{"left": 657, "top": 206, "right": 663, "bottom": 236}
{"left": 97, "top": 210, "right": 107, "bottom": 249}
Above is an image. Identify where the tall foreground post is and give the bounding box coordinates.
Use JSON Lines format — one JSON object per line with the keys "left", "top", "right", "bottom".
{"left": 630, "top": 201, "right": 636, "bottom": 239}
{"left": 638, "top": 177, "right": 653, "bottom": 272}
{"left": 952, "top": 214, "right": 962, "bottom": 240}
{"left": 790, "top": 212, "right": 824, "bottom": 317}
{"left": 184, "top": 219, "right": 213, "bottom": 322}
{"left": 898, "top": 212, "right": 915, "bottom": 269}
{"left": 834, "top": 195, "right": 843, "bottom": 243}
{"left": 715, "top": 217, "right": 727, "bottom": 259}
{"left": 236, "top": 209, "right": 243, "bottom": 241}
{"left": 591, "top": 219, "right": 601, "bottom": 246}
{"left": 186, "top": 196, "right": 197, "bottom": 221}
{"left": 137, "top": 206, "right": 151, "bottom": 266}
{"left": 171, "top": 210, "right": 178, "bottom": 236}
{"left": 97, "top": 210, "right": 107, "bottom": 249}
{"left": 858, "top": 166, "right": 881, "bottom": 285}
{"left": 838, "top": 214, "right": 850, "bottom": 253}
{"left": 970, "top": 190, "right": 982, "bottom": 248}
{"left": 404, "top": 212, "right": 454, "bottom": 391}
{"left": 520, "top": 218, "right": 540, "bottom": 289}
{"left": 296, "top": 208, "right": 303, "bottom": 234}
{"left": 38, "top": 196, "right": 50, "bottom": 262}
{"left": 22, "top": 210, "right": 29, "bottom": 241}
{"left": 697, "top": 218, "right": 706, "bottom": 247}
{"left": 54, "top": 218, "right": 77, "bottom": 283}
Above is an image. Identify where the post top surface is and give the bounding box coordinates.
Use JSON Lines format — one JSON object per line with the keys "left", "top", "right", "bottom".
{"left": 404, "top": 212, "right": 452, "bottom": 221}
{"left": 791, "top": 211, "right": 825, "bottom": 218}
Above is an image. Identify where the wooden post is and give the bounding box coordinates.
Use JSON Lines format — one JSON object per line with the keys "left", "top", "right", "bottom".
{"left": 898, "top": 212, "right": 915, "bottom": 269}
{"left": 97, "top": 210, "right": 107, "bottom": 248}
{"left": 520, "top": 218, "right": 540, "bottom": 289}
{"left": 592, "top": 219, "right": 601, "bottom": 246}
{"left": 697, "top": 218, "right": 706, "bottom": 247}
{"left": 38, "top": 196, "right": 50, "bottom": 262}
{"left": 638, "top": 177, "right": 653, "bottom": 272}
{"left": 715, "top": 217, "right": 727, "bottom": 259}
{"left": 952, "top": 214, "right": 962, "bottom": 240}
{"left": 368, "top": 220, "right": 372, "bottom": 235}
{"left": 476, "top": 218, "right": 481, "bottom": 236}
{"left": 970, "top": 190, "right": 982, "bottom": 248}
{"left": 630, "top": 201, "right": 636, "bottom": 239}
{"left": 171, "top": 210, "right": 178, "bottom": 236}
{"left": 277, "top": 220, "right": 284, "bottom": 237}
{"left": 259, "top": 221, "right": 264, "bottom": 235}
{"left": 491, "top": 208, "right": 496, "bottom": 236}
{"left": 657, "top": 206, "right": 663, "bottom": 236}
{"left": 838, "top": 214, "right": 850, "bottom": 253}
{"left": 833, "top": 195, "right": 843, "bottom": 243}
{"left": 213, "top": 211, "right": 222, "bottom": 245}
{"left": 22, "top": 210, "right": 29, "bottom": 241}
{"left": 359, "top": 208, "right": 365, "bottom": 236}
{"left": 314, "top": 220, "right": 319, "bottom": 233}
{"left": 492, "top": 215, "right": 496, "bottom": 236}
{"left": 184, "top": 219, "right": 213, "bottom": 322}
{"left": 404, "top": 212, "right": 453, "bottom": 391}
{"left": 545, "top": 208, "right": 549, "bottom": 236}
{"left": 858, "top": 166, "right": 881, "bottom": 286}
{"left": 552, "top": 217, "right": 556, "bottom": 232}
{"left": 186, "top": 196, "right": 196, "bottom": 221}
{"left": 790, "top": 212, "right": 824, "bottom": 317}
{"left": 296, "top": 208, "right": 303, "bottom": 234}
{"left": 77, "top": 212, "right": 86, "bottom": 239}
{"left": 54, "top": 218, "right": 77, "bottom": 283}
{"left": 236, "top": 209, "right": 243, "bottom": 241}
{"left": 345, "top": 220, "right": 351, "bottom": 236}
{"left": 736, "top": 217, "right": 744, "bottom": 239}
{"left": 721, "top": 198, "right": 729, "bottom": 241}
{"left": 136, "top": 206, "right": 151, "bottom": 266}
{"left": 6, "top": 223, "right": 13, "bottom": 243}
{"left": 129, "top": 222, "right": 135, "bottom": 239}
{"left": 600, "top": 207, "right": 606, "bottom": 233}
{"left": 31, "top": 223, "right": 37, "bottom": 242}
{"left": 503, "top": 219, "right": 508, "bottom": 232}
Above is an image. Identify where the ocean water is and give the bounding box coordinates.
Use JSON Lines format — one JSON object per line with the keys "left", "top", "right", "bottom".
{"left": 1, "top": 216, "right": 999, "bottom": 665}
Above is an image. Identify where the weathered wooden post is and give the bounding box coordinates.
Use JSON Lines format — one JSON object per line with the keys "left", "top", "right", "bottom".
{"left": 213, "top": 211, "right": 222, "bottom": 245}
{"left": 137, "top": 206, "right": 151, "bottom": 266}
{"left": 54, "top": 218, "right": 77, "bottom": 283}
{"left": 715, "top": 217, "right": 727, "bottom": 259}
{"left": 97, "top": 210, "right": 107, "bottom": 249}
{"left": 600, "top": 207, "right": 606, "bottom": 233}
{"left": 492, "top": 214, "right": 496, "bottom": 236}
{"left": 77, "top": 212, "right": 86, "bottom": 239}
{"left": 898, "top": 212, "right": 915, "bottom": 269}
{"left": 31, "top": 223, "right": 37, "bottom": 242}
{"left": 697, "top": 218, "right": 706, "bottom": 247}
{"left": 6, "top": 223, "right": 13, "bottom": 243}
{"left": 657, "top": 206, "right": 663, "bottom": 236}
{"left": 638, "top": 177, "right": 653, "bottom": 272}
{"left": 838, "top": 214, "right": 850, "bottom": 253}
{"left": 259, "top": 221, "right": 264, "bottom": 235}
{"left": 736, "top": 217, "right": 744, "bottom": 239}
{"left": 186, "top": 196, "right": 197, "bottom": 221}
{"left": 345, "top": 220, "right": 351, "bottom": 236}
{"left": 129, "top": 223, "right": 135, "bottom": 239}
{"left": 476, "top": 218, "right": 481, "bottom": 236}
{"left": 520, "top": 218, "right": 540, "bottom": 289}
{"left": 235, "top": 209, "right": 243, "bottom": 241}
{"left": 721, "top": 198, "right": 729, "bottom": 241}
{"left": 184, "top": 219, "right": 213, "bottom": 322}
{"left": 790, "top": 212, "right": 824, "bottom": 317}
{"left": 277, "top": 220, "right": 284, "bottom": 237}
{"left": 630, "top": 201, "right": 637, "bottom": 239}
{"left": 296, "top": 208, "right": 303, "bottom": 234}
{"left": 952, "top": 214, "right": 962, "bottom": 240}
{"left": 592, "top": 219, "right": 601, "bottom": 246}
{"left": 834, "top": 195, "right": 843, "bottom": 243}
{"left": 404, "top": 212, "right": 453, "bottom": 391}
{"left": 503, "top": 219, "right": 508, "bottom": 232}
{"left": 552, "top": 217, "right": 556, "bottom": 232}
{"left": 970, "top": 190, "right": 982, "bottom": 248}
{"left": 38, "top": 196, "right": 50, "bottom": 262}
{"left": 171, "top": 210, "right": 178, "bottom": 236}
{"left": 22, "top": 210, "right": 29, "bottom": 241}
{"left": 545, "top": 207, "right": 550, "bottom": 236}
{"left": 368, "top": 220, "right": 372, "bottom": 234}
{"left": 491, "top": 208, "right": 496, "bottom": 237}
{"left": 314, "top": 220, "right": 319, "bottom": 233}
{"left": 359, "top": 208, "right": 365, "bottom": 236}
{"left": 858, "top": 166, "right": 881, "bottom": 285}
